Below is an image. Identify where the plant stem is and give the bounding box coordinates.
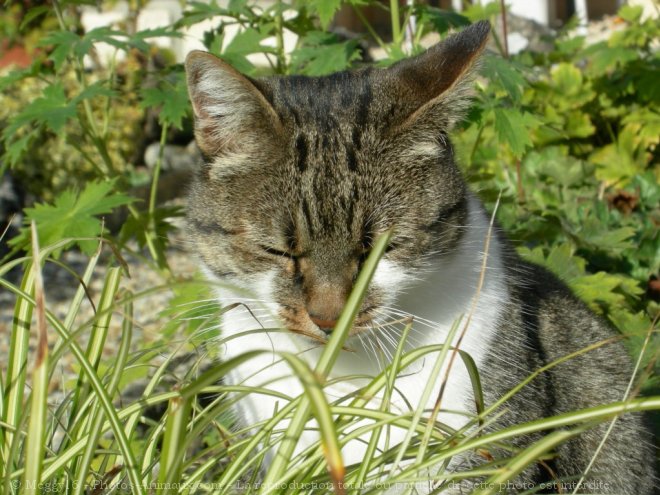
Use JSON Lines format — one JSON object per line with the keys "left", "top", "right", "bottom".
{"left": 499, "top": 0, "right": 509, "bottom": 59}
{"left": 102, "top": 52, "right": 119, "bottom": 138}
{"left": 52, "top": 0, "right": 115, "bottom": 176}
{"left": 489, "top": 17, "right": 507, "bottom": 59}
{"left": 143, "top": 125, "right": 171, "bottom": 272}
{"left": 353, "top": 6, "right": 388, "bottom": 52}
{"left": 470, "top": 124, "right": 485, "bottom": 165}
{"left": 515, "top": 159, "right": 526, "bottom": 203}
{"left": 274, "top": 0, "right": 286, "bottom": 73}
{"left": 390, "top": 0, "right": 401, "bottom": 46}
{"left": 149, "top": 125, "right": 167, "bottom": 215}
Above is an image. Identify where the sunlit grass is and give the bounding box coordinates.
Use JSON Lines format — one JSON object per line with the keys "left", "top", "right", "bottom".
{"left": 0, "top": 234, "right": 658, "bottom": 494}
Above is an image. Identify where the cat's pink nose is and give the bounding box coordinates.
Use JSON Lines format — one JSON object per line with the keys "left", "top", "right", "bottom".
{"left": 309, "top": 315, "right": 338, "bottom": 334}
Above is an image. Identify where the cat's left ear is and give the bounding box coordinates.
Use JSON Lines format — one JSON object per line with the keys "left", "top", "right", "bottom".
{"left": 185, "top": 51, "right": 282, "bottom": 158}
{"left": 388, "top": 20, "right": 490, "bottom": 131}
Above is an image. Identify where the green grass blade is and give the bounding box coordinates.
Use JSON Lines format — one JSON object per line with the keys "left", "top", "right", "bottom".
{"left": 317, "top": 230, "right": 392, "bottom": 376}
{"left": 122, "top": 343, "right": 196, "bottom": 447}
{"left": 140, "top": 419, "right": 166, "bottom": 485}
{"left": 2, "top": 262, "right": 35, "bottom": 483}
{"left": 0, "top": 279, "right": 146, "bottom": 495}
{"left": 180, "top": 351, "right": 269, "bottom": 401}
{"left": 262, "top": 231, "right": 391, "bottom": 492}
{"left": 23, "top": 331, "right": 50, "bottom": 494}
{"left": 65, "top": 266, "right": 122, "bottom": 478}
{"left": 158, "top": 392, "right": 192, "bottom": 493}
{"left": 456, "top": 350, "right": 484, "bottom": 422}
{"left": 0, "top": 371, "right": 3, "bottom": 463}
{"left": 50, "top": 242, "right": 102, "bottom": 460}
{"left": 472, "top": 426, "right": 589, "bottom": 495}
{"left": 392, "top": 316, "right": 461, "bottom": 477}
{"left": 72, "top": 299, "right": 133, "bottom": 495}
{"left": 62, "top": 240, "right": 102, "bottom": 332}
{"left": 23, "top": 224, "right": 49, "bottom": 493}
{"left": 385, "top": 396, "right": 660, "bottom": 488}
{"left": 280, "top": 353, "right": 345, "bottom": 494}
{"left": 85, "top": 266, "right": 122, "bottom": 374}
{"left": 352, "top": 321, "right": 413, "bottom": 492}
{"left": 10, "top": 391, "right": 176, "bottom": 482}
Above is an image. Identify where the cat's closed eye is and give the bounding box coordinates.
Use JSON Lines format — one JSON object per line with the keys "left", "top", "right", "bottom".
{"left": 258, "top": 244, "right": 297, "bottom": 259}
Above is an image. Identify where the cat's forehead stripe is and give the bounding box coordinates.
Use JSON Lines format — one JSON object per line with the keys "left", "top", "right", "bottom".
{"left": 295, "top": 135, "right": 308, "bottom": 173}
{"left": 301, "top": 196, "right": 315, "bottom": 236}
{"left": 273, "top": 70, "right": 374, "bottom": 123}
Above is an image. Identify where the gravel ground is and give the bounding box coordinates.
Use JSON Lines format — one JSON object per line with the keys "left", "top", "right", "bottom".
{"left": 0, "top": 219, "right": 203, "bottom": 403}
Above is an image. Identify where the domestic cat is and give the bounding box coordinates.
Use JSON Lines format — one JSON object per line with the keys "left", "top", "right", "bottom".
{"left": 184, "top": 21, "right": 655, "bottom": 493}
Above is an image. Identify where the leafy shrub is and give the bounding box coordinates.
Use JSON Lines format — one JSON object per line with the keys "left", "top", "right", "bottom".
{"left": 452, "top": 4, "right": 659, "bottom": 385}
{"left": 0, "top": 1, "right": 658, "bottom": 493}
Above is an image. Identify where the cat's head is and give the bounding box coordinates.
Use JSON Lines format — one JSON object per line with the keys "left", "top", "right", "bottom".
{"left": 185, "top": 21, "right": 489, "bottom": 340}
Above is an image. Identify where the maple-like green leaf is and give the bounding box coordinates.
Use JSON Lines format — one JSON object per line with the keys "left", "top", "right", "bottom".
{"left": 129, "top": 27, "right": 183, "bottom": 51}
{"left": 609, "top": 310, "right": 654, "bottom": 337}
{"left": 575, "top": 218, "right": 636, "bottom": 252}
{"left": 290, "top": 32, "right": 361, "bottom": 76}
{"left": 4, "top": 132, "right": 37, "bottom": 167}
{"left": 4, "top": 82, "right": 76, "bottom": 138}
{"left": 2, "top": 80, "right": 115, "bottom": 165}
{"left": 564, "top": 110, "right": 595, "bottom": 138}
{"left": 416, "top": 5, "right": 470, "bottom": 35}
{"left": 0, "top": 65, "right": 36, "bottom": 92}
{"left": 119, "top": 205, "right": 182, "bottom": 269}
{"left": 224, "top": 26, "right": 269, "bottom": 55}
{"left": 179, "top": 1, "right": 228, "bottom": 27}
{"left": 140, "top": 76, "right": 190, "bottom": 130}
{"left": 219, "top": 27, "right": 273, "bottom": 74}
{"left": 517, "top": 244, "right": 587, "bottom": 284}
{"left": 618, "top": 5, "right": 644, "bottom": 23}
{"left": 9, "top": 180, "right": 134, "bottom": 257}
{"left": 38, "top": 25, "right": 180, "bottom": 72}
{"left": 524, "top": 147, "right": 586, "bottom": 188}
{"left": 227, "top": 0, "right": 251, "bottom": 17}
{"left": 19, "top": 5, "right": 50, "bottom": 30}
{"left": 493, "top": 108, "right": 537, "bottom": 158}
{"left": 519, "top": 245, "right": 642, "bottom": 314}
{"left": 583, "top": 42, "right": 638, "bottom": 75}
{"left": 622, "top": 109, "right": 660, "bottom": 150}
{"left": 74, "top": 80, "right": 117, "bottom": 103}
{"left": 545, "top": 244, "right": 586, "bottom": 281}
{"left": 38, "top": 30, "right": 79, "bottom": 71}
{"left": 549, "top": 63, "right": 596, "bottom": 108}
{"left": 308, "top": 0, "right": 342, "bottom": 29}
{"left": 555, "top": 35, "right": 585, "bottom": 56}
{"left": 482, "top": 55, "right": 526, "bottom": 103}
{"left": 591, "top": 126, "right": 648, "bottom": 183}
{"left": 571, "top": 272, "right": 630, "bottom": 312}
{"left": 462, "top": 1, "right": 501, "bottom": 21}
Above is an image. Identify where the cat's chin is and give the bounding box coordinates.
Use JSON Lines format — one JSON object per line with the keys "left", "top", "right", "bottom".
{"left": 284, "top": 326, "right": 331, "bottom": 344}
{"left": 280, "top": 312, "right": 378, "bottom": 344}
{"left": 277, "top": 305, "right": 378, "bottom": 341}
{"left": 282, "top": 328, "right": 378, "bottom": 351}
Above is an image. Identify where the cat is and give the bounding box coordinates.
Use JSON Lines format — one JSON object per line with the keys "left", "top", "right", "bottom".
{"left": 184, "top": 20, "right": 655, "bottom": 494}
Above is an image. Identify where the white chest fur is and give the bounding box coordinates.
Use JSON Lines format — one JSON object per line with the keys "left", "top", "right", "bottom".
{"left": 209, "top": 194, "right": 509, "bottom": 481}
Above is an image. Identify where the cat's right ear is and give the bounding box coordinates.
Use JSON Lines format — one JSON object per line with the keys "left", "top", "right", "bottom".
{"left": 185, "top": 51, "right": 282, "bottom": 158}
{"left": 387, "top": 21, "right": 490, "bottom": 132}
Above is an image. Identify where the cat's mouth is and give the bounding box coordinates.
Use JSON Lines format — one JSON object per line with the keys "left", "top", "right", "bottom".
{"left": 278, "top": 306, "right": 377, "bottom": 342}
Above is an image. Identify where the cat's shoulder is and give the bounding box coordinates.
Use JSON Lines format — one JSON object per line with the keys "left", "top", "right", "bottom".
{"left": 499, "top": 241, "right": 632, "bottom": 372}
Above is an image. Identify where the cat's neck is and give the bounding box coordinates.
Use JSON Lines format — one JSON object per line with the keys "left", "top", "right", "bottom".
{"left": 326, "top": 194, "right": 509, "bottom": 384}
{"left": 394, "top": 193, "right": 508, "bottom": 347}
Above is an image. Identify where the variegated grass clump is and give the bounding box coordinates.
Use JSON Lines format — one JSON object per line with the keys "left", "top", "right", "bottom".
{"left": 1, "top": 231, "right": 658, "bottom": 494}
